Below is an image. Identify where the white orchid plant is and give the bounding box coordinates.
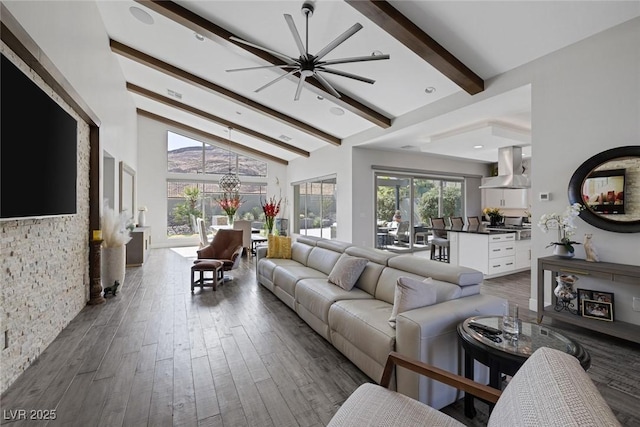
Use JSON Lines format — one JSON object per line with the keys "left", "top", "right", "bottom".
{"left": 102, "top": 205, "right": 134, "bottom": 248}
{"left": 538, "top": 202, "right": 584, "bottom": 253}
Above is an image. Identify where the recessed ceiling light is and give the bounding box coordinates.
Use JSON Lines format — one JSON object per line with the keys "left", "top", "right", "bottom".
{"left": 235, "top": 111, "right": 242, "bottom": 115}
{"left": 330, "top": 107, "right": 345, "bottom": 116}
{"left": 279, "top": 134, "right": 292, "bottom": 142}
{"left": 473, "top": 145, "right": 484, "bottom": 149}
{"left": 194, "top": 33, "right": 205, "bottom": 42}
{"left": 317, "top": 95, "right": 324, "bottom": 100}
{"left": 424, "top": 87, "right": 436, "bottom": 94}
{"left": 371, "top": 50, "right": 383, "bottom": 56}
{"left": 129, "top": 6, "right": 154, "bottom": 25}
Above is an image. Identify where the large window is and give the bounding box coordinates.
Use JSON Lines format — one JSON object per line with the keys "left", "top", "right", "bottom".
{"left": 375, "top": 173, "right": 463, "bottom": 252}
{"left": 166, "top": 132, "right": 268, "bottom": 238}
{"left": 293, "top": 176, "right": 337, "bottom": 239}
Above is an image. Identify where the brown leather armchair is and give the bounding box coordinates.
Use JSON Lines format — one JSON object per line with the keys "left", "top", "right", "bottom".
{"left": 194, "top": 229, "right": 244, "bottom": 280}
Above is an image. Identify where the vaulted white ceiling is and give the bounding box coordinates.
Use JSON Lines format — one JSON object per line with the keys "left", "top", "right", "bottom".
{"left": 94, "top": 0, "right": 639, "bottom": 164}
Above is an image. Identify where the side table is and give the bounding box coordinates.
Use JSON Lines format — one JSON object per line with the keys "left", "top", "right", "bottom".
{"left": 457, "top": 316, "right": 590, "bottom": 418}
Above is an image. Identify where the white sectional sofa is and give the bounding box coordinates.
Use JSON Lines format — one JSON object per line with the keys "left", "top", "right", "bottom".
{"left": 256, "top": 235, "right": 506, "bottom": 409}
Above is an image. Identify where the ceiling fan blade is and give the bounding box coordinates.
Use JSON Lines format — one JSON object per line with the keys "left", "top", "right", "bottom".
{"left": 226, "top": 64, "right": 297, "bottom": 73}
{"left": 229, "top": 36, "right": 296, "bottom": 65}
{"left": 294, "top": 75, "right": 307, "bottom": 101}
{"left": 320, "top": 54, "right": 390, "bottom": 66}
{"left": 313, "top": 72, "right": 341, "bottom": 99}
{"left": 284, "top": 14, "right": 307, "bottom": 58}
{"left": 255, "top": 69, "right": 298, "bottom": 93}
{"left": 315, "top": 23, "right": 363, "bottom": 61}
{"left": 317, "top": 67, "right": 375, "bottom": 84}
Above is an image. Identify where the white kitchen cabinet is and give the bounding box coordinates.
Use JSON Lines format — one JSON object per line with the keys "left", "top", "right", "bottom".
{"left": 483, "top": 187, "right": 529, "bottom": 208}
{"left": 451, "top": 231, "right": 530, "bottom": 278}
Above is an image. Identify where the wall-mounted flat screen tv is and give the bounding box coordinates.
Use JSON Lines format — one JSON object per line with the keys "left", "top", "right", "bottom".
{"left": 1, "top": 53, "right": 78, "bottom": 220}
{"left": 582, "top": 168, "right": 625, "bottom": 214}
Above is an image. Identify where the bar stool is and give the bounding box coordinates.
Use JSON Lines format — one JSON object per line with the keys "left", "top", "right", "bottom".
{"left": 191, "top": 260, "right": 223, "bottom": 293}
{"left": 429, "top": 218, "right": 449, "bottom": 263}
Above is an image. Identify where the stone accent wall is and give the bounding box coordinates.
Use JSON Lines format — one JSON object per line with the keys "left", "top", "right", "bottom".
{"left": 0, "top": 43, "right": 90, "bottom": 394}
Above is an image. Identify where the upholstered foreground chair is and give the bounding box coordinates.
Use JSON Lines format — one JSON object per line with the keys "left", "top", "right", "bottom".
{"left": 328, "top": 347, "right": 620, "bottom": 427}
{"left": 429, "top": 217, "right": 449, "bottom": 262}
{"left": 232, "top": 219, "right": 252, "bottom": 256}
{"left": 195, "top": 229, "right": 244, "bottom": 281}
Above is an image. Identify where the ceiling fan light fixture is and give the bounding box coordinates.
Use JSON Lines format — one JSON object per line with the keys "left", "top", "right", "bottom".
{"left": 226, "top": 2, "right": 389, "bottom": 101}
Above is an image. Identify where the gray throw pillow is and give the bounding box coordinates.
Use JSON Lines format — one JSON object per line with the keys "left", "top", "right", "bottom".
{"left": 389, "top": 276, "right": 436, "bottom": 328}
{"left": 328, "top": 255, "right": 369, "bottom": 291}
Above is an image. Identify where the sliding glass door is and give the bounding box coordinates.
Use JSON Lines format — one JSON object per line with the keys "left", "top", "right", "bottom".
{"left": 375, "top": 173, "right": 463, "bottom": 252}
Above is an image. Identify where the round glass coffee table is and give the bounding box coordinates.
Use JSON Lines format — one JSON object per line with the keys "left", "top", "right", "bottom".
{"left": 457, "top": 315, "right": 590, "bottom": 418}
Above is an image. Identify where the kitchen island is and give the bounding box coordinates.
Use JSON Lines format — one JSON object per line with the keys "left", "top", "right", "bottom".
{"left": 429, "top": 225, "right": 531, "bottom": 278}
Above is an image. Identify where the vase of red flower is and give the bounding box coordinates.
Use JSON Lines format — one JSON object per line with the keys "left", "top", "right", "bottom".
{"left": 216, "top": 192, "right": 243, "bottom": 226}
{"left": 261, "top": 195, "right": 281, "bottom": 235}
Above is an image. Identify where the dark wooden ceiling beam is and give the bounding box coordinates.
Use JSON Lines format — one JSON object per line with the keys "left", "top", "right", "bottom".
{"left": 110, "top": 39, "right": 340, "bottom": 146}
{"left": 345, "top": 0, "right": 484, "bottom": 95}
{"left": 137, "top": 109, "right": 289, "bottom": 165}
{"left": 127, "top": 83, "right": 310, "bottom": 158}
{"left": 135, "top": 0, "right": 392, "bottom": 129}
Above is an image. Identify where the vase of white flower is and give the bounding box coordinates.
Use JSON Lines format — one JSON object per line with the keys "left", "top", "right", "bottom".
{"left": 538, "top": 203, "right": 584, "bottom": 258}
{"left": 101, "top": 205, "right": 133, "bottom": 292}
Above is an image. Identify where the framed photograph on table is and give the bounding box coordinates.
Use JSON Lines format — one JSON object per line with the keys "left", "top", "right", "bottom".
{"left": 582, "top": 300, "right": 613, "bottom": 322}
{"left": 576, "top": 289, "right": 592, "bottom": 315}
{"left": 592, "top": 291, "right": 614, "bottom": 304}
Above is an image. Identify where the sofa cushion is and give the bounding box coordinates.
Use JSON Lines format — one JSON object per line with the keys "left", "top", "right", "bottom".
{"left": 273, "top": 265, "right": 328, "bottom": 300}
{"left": 257, "top": 258, "right": 302, "bottom": 289}
{"left": 329, "top": 299, "right": 396, "bottom": 368}
{"left": 375, "top": 268, "right": 462, "bottom": 305}
{"left": 345, "top": 246, "right": 398, "bottom": 266}
{"left": 389, "top": 277, "right": 437, "bottom": 328}
{"left": 267, "top": 235, "right": 292, "bottom": 259}
{"left": 328, "top": 255, "right": 369, "bottom": 290}
{"left": 316, "top": 239, "right": 352, "bottom": 253}
{"left": 296, "top": 278, "right": 373, "bottom": 324}
{"left": 291, "top": 241, "right": 314, "bottom": 265}
{"left": 488, "top": 347, "right": 620, "bottom": 427}
{"left": 388, "top": 255, "right": 483, "bottom": 287}
{"left": 307, "top": 246, "right": 344, "bottom": 275}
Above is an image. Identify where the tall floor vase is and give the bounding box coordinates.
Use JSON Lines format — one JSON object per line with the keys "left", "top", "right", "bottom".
{"left": 102, "top": 245, "right": 126, "bottom": 291}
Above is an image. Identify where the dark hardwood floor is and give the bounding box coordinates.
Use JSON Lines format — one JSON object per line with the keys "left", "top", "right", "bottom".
{"left": 1, "top": 247, "right": 638, "bottom": 426}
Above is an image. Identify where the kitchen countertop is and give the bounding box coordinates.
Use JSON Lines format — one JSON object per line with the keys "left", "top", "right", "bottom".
{"left": 425, "top": 225, "right": 517, "bottom": 235}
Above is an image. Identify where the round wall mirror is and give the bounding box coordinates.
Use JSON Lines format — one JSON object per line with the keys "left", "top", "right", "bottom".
{"left": 568, "top": 146, "right": 640, "bottom": 233}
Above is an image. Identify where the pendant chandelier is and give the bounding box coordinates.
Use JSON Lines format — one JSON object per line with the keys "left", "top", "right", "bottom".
{"left": 219, "top": 126, "right": 241, "bottom": 193}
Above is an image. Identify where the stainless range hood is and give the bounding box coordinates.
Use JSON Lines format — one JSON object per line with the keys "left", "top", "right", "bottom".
{"left": 479, "top": 146, "right": 530, "bottom": 189}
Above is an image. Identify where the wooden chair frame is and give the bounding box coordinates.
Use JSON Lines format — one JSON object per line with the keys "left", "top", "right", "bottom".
{"left": 379, "top": 351, "right": 501, "bottom": 405}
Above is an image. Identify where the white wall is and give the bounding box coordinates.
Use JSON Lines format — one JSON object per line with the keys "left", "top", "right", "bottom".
{"left": 528, "top": 18, "right": 640, "bottom": 323}
{"left": 136, "top": 114, "right": 288, "bottom": 247}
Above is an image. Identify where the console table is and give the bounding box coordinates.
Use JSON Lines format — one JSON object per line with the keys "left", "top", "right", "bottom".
{"left": 537, "top": 256, "right": 640, "bottom": 344}
{"left": 126, "top": 226, "right": 151, "bottom": 266}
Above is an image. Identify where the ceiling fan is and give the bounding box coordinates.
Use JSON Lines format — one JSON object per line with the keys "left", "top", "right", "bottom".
{"left": 226, "top": 1, "right": 390, "bottom": 101}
